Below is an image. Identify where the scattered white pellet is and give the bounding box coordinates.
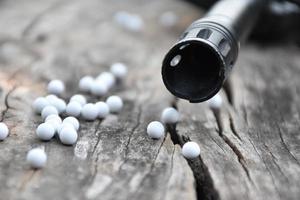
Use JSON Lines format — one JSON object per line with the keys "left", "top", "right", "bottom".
{"left": 0, "top": 122, "right": 9, "bottom": 140}
{"left": 51, "top": 98, "right": 66, "bottom": 114}
{"left": 126, "top": 14, "right": 144, "bottom": 32}
{"left": 66, "top": 101, "right": 82, "bottom": 117}
{"left": 96, "top": 72, "right": 116, "bottom": 89}
{"left": 45, "top": 119, "right": 61, "bottom": 133}
{"left": 95, "top": 101, "right": 110, "bottom": 119}
{"left": 91, "top": 80, "right": 108, "bottom": 97}
{"left": 106, "top": 96, "right": 123, "bottom": 113}
{"left": 57, "top": 123, "right": 75, "bottom": 135}
{"left": 26, "top": 148, "right": 47, "bottom": 169}
{"left": 110, "top": 63, "right": 128, "bottom": 80}
{"left": 63, "top": 117, "right": 80, "bottom": 131}
{"left": 147, "top": 121, "right": 165, "bottom": 139}
{"left": 41, "top": 106, "right": 58, "bottom": 120}
{"left": 70, "top": 94, "right": 87, "bottom": 106}
{"left": 81, "top": 103, "right": 98, "bottom": 121}
{"left": 36, "top": 123, "right": 55, "bottom": 141}
{"left": 45, "top": 114, "right": 62, "bottom": 124}
{"left": 45, "top": 94, "right": 59, "bottom": 105}
{"left": 114, "top": 11, "right": 131, "bottom": 25}
{"left": 47, "top": 80, "right": 65, "bottom": 95}
{"left": 79, "top": 76, "right": 94, "bottom": 93}
{"left": 207, "top": 93, "right": 223, "bottom": 109}
{"left": 114, "top": 11, "right": 144, "bottom": 32}
{"left": 59, "top": 127, "right": 78, "bottom": 145}
{"left": 182, "top": 141, "right": 201, "bottom": 159}
{"left": 32, "top": 97, "right": 50, "bottom": 114}
{"left": 159, "top": 11, "right": 178, "bottom": 27}
{"left": 161, "top": 107, "right": 180, "bottom": 124}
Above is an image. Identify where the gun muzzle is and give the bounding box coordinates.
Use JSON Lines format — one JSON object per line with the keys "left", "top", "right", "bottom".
{"left": 162, "top": 0, "right": 266, "bottom": 103}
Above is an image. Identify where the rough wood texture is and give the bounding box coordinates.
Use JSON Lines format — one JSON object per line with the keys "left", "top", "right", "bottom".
{"left": 0, "top": 0, "right": 299, "bottom": 200}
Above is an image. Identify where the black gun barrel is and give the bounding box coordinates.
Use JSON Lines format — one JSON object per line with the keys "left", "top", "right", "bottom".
{"left": 162, "top": 0, "right": 267, "bottom": 103}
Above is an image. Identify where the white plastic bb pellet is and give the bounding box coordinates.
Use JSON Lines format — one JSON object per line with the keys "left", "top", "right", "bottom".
{"left": 41, "top": 106, "right": 58, "bottom": 120}
{"left": 207, "top": 93, "right": 223, "bottom": 109}
{"left": 95, "top": 101, "right": 110, "bottom": 118}
{"left": 110, "top": 63, "right": 128, "bottom": 79}
{"left": 26, "top": 148, "right": 47, "bottom": 169}
{"left": 91, "top": 80, "right": 108, "bottom": 97}
{"left": 70, "top": 94, "right": 87, "bottom": 106}
{"left": 57, "top": 123, "right": 75, "bottom": 135}
{"left": 63, "top": 117, "right": 80, "bottom": 131}
{"left": 161, "top": 107, "right": 180, "bottom": 124}
{"left": 45, "top": 114, "right": 62, "bottom": 124}
{"left": 81, "top": 103, "right": 98, "bottom": 121}
{"left": 66, "top": 101, "right": 82, "bottom": 117}
{"left": 106, "top": 96, "right": 123, "bottom": 113}
{"left": 36, "top": 123, "right": 55, "bottom": 141}
{"left": 182, "top": 142, "right": 201, "bottom": 159}
{"left": 96, "top": 72, "right": 116, "bottom": 89}
{"left": 0, "top": 122, "right": 9, "bottom": 140}
{"left": 45, "top": 94, "right": 59, "bottom": 105}
{"left": 79, "top": 76, "right": 94, "bottom": 93}
{"left": 51, "top": 98, "right": 66, "bottom": 114}
{"left": 32, "top": 97, "right": 50, "bottom": 114}
{"left": 59, "top": 127, "right": 78, "bottom": 145}
{"left": 159, "top": 11, "right": 178, "bottom": 27}
{"left": 147, "top": 121, "right": 165, "bottom": 139}
{"left": 47, "top": 80, "right": 65, "bottom": 95}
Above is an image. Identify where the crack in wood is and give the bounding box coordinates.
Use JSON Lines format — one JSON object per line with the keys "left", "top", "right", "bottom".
{"left": 0, "top": 86, "right": 17, "bottom": 122}
{"left": 228, "top": 113, "right": 242, "bottom": 141}
{"left": 21, "top": 0, "right": 66, "bottom": 39}
{"left": 223, "top": 80, "right": 234, "bottom": 107}
{"left": 131, "top": 136, "right": 167, "bottom": 198}
{"left": 248, "top": 138, "right": 281, "bottom": 199}
{"left": 212, "top": 109, "right": 253, "bottom": 183}
{"left": 167, "top": 113, "right": 220, "bottom": 200}
{"left": 276, "top": 125, "right": 300, "bottom": 166}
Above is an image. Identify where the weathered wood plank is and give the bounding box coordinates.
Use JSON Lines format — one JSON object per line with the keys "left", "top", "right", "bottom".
{"left": 176, "top": 45, "right": 300, "bottom": 200}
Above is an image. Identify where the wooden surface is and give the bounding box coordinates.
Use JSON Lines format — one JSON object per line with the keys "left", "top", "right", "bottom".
{"left": 0, "top": 0, "right": 299, "bottom": 200}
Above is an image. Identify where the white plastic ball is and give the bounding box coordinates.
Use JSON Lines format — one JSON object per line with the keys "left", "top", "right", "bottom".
{"left": 63, "top": 117, "right": 80, "bottom": 131}
{"left": 0, "top": 122, "right": 9, "bottom": 140}
{"left": 59, "top": 127, "right": 78, "bottom": 145}
{"left": 45, "top": 114, "right": 62, "bottom": 124}
{"left": 45, "top": 120, "right": 61, "bottom": 133}
{"left": 110, "top": 63, "right": 128, "bottom": 79}
{"left": 47, "top": 80, "right": 65, "bottom": 95}
{"left": 96, "top": 72, "right": 116, "bottom": 89}
{"left": 26, "top": 148, "right": 47, "bottom": 169}
{"left": 95, "top": 101, "right": 110, "bottom": 118}
{"left": 36, "top": 123, "right": 55, "bottom": 141}
{"left": 66, "top": 101, "right": 82, "bottom": 117}
{"left": 70, "top": 94, "right": 87, "bottom": 106}
{"left": 147, "top": 121, "right": 165, "bottom": 139}
{"left": 159, "top": 11, "right": 178, "bottom": 27}
{"left": 207, "top": 93, "right": 223, "bottom": 109}
{"left": 57, "top": 123, "right": 75, "bottom": 135}
{"left": 51, "top": 98, "right": 66, "bottom": 114}
{"left": 182, "top": 142, "right": 201, "bottom": 159}
{"left": 81, "top": 103, "right": 98, "bottom": 121}
{"left": 91, "top": 80, "right": 108, "bottom": 97}
{"left": 45, "top": 94, "right": 59, "bottom": 105}
{"left": 106, "top": 96, "right": 123, "bottom": 113}
{"left": 114, "top": 11, "right": 131, "bottom": 25}
{"left": 32, "top": 97, "right": 50, "bottom": 114}
{"left": 161, "top": 107, "right": 180, "bottom": 124}
{"left": 126, "top": 14, "right": 144, "bottom": 32}
{"left": 41, "top": 106, "right": 58, "bottom": 120}
{"left": 79, "top": 76, "right": 94, "bottom": 93}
